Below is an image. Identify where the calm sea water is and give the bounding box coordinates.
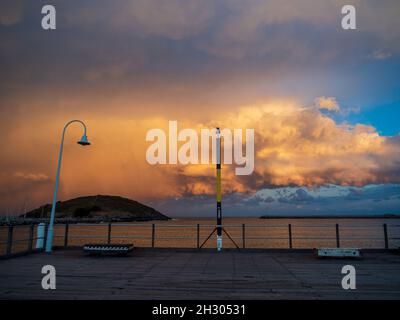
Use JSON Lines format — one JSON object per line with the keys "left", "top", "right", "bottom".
{"left": 1, "top": 217, "right": 400, "bottom": 254}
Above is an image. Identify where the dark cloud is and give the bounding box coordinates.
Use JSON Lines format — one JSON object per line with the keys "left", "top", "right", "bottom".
{"left": 346, "top": 188, "right": 363, "bottom": 200}
{"left": 153, "top": 184, "right": 400, "bottom": 217}
{"left": 278, "top": 189, "right": 314, "bottom": 204}
{"left": 1, "top": 0, "right": 400, "bottom": 109}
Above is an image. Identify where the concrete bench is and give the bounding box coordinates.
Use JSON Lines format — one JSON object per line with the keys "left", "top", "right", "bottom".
{"left": 83, "top": 243, "right": 134, "bottom": 256}
{"left": 314, "top": 248, "right": 361, "bottom": 258}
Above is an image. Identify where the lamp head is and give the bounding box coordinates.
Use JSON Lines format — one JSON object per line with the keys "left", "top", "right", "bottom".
{"left": 77, "top": 134, "right": 91, "bottom": 146}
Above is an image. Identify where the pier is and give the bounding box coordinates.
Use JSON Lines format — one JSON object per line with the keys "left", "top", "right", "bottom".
{"left": 0, "top": 248, "right": 400, "bottom": 299}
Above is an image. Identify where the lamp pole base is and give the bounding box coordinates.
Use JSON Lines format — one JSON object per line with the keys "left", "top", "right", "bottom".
{"left": 217, "top": 235, "right": 222, "bottom": 252}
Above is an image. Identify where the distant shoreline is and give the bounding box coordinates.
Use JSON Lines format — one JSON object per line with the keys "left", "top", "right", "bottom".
{"left": 170, "top": 215, "right": 400, "bottom": 219}
{"left": 259, "top": 215, "right": 400, "bottom": 219}
{"left": 2, "top": 215, "right": 400, "bottom": 226}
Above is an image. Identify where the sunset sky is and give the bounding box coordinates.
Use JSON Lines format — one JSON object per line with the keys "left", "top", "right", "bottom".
{"left": 0, "top": 0, "right": 399, "bottom": 217}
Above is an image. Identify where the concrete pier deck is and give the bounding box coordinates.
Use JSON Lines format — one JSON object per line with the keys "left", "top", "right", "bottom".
{"left": 0, "top": 249, "right": 399, "bottom": 299}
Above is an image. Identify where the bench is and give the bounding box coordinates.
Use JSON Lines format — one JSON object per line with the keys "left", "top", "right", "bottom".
{"left": 83, "top": 243, "right": 134, "bottom": 256}
{"left": 314, "top": 248, "right": 361, "bottom": 258}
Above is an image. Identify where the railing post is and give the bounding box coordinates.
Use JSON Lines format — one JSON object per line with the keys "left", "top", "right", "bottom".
{"left": 43, "top": 223, "right": 48, "bottom": 250}
{"left": 335, "top": 224, "right": 340, "bottom": 248}
{"left": 152, "top": 224, "right": 155, "bottom": 248}
{"left": 242, "top": 224, "right": 246, "bottom": 249}
{"left": 6, "top": 225, "right": 14, "bottom": 255}
{"left": 107, "top": 222, "right": 112, "bottom": 244}
{"left": 288, "top": 224, "right": 293, "bottom": 249}
{"left": 28, "top": 224, "right": 34, "bottom": 251}
{"left": 197, "top": 224, "right": 200, "bottom": 249}
{"left": 383, "top": 223, "right": 389, "bottom": 250}
{"left": 64, "top": 223, "right": 69, "bottom": 247}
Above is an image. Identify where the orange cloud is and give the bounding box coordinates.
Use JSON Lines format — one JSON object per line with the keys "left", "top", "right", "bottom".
{"left": 14, "top": 172, "right": 49, "bottom": 182}
{"left": 173, "top": 100, "right": 400, "bottom": 194}
{"left": 0, "top": 99, "right": 399, "bottom": 213}
{"left": 314, "top": 96, "right": 340, "bottom": 112}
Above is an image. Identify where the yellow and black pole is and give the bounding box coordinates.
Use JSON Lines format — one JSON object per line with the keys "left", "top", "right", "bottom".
{"left": 198, "top": 128, "right": 239, "bottom": 250}
{"left": 216, "top": 127, "right": 222, "bottom": 251}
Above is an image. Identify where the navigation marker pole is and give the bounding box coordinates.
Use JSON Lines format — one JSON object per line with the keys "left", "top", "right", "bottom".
{"left": 216, "top": 127, "right": 222, "bottom": 251}
{"left": 198, "top": 128, "right": 239, "bottom": 250}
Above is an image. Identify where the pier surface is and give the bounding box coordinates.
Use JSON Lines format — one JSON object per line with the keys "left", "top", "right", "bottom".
{"left": 0, "top": 249, "right": 399, "bottom": 299}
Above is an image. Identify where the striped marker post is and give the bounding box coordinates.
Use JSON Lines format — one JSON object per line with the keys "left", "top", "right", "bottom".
{"left": 216, "top": 127, "right": 222, "bottom": 251}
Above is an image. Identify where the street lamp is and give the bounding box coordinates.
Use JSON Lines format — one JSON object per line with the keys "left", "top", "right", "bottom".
{"left": 45, "top": 120, "right": 91, "bottom": 253}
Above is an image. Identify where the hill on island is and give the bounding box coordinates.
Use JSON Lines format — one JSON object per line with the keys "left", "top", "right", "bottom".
{"left": 24, "top": 195, "right": 170, "bottom": 222}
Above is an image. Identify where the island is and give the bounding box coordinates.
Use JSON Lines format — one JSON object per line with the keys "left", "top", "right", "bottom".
{"left": 12, "top": 195, "right": 170, "bottom": 224}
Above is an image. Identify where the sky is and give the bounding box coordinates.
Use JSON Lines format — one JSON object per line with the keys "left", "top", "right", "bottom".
{"left": 0, "top": 0, "right": 399, "bottom": 217}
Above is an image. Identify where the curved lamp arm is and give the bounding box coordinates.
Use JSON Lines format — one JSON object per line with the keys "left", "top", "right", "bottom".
{"left": 62, "top": 119, "right": 87, "bottom": 137}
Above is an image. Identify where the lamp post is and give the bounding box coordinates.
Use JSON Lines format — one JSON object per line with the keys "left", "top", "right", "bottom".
{"left": 45, "top": 120, "right": 91, "bottom": 253}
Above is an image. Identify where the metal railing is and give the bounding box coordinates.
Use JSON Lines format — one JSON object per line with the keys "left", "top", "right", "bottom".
{"left": 0, "top": 224, "right": 46, "bottom": 258}
{"left": 1, "top": 222, "right": 399, "bottom": 258}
